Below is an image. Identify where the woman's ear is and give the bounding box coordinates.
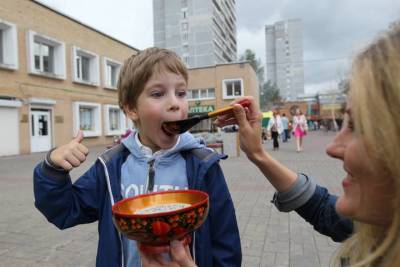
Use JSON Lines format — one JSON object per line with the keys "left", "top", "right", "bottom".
{"left": 124, "top": 105, "right": 139, "bottom": 122}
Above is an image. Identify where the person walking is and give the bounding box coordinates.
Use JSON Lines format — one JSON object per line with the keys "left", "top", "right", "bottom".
{"left": 266, "top": 111, "right": 283, "bottom": 150}
{"left": 281, "top": 113, "right": 289, "bottom": 142}
{"left": 292, "top": 109, "right": 307, "bottom": 152}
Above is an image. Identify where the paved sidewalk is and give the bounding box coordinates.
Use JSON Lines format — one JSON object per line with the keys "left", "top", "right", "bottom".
{"left": 0, "top": 131, "right": 343, "bottom": 266}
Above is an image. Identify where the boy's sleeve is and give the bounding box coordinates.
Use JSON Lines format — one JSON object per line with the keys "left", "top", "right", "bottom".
{"left": 205, "top": 163, "right": 242, "bottom": 267}
{"left": 33, "top": 158, "right": 100, "bottom": 230}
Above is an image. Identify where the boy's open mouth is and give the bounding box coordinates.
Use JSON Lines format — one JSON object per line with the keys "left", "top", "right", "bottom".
{"left": 161, "top": 123, "right": 175, "bottom": 136}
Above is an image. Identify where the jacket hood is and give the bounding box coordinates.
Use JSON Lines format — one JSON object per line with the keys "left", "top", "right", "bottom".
{"left": 121, "top": 130, "right": 205, "bottom": 163}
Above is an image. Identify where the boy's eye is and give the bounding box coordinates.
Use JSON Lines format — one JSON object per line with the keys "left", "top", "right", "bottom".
{"left": 150, "top": 91, "right": 164, "bottom": 98}
{"left": 177, "top": 90, "right": 187, "bottom": 97}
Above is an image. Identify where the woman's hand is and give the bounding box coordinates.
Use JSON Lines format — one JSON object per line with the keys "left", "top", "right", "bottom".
{"left": 140, "top": 240, "right": 197, "bottom": 267}
{"left": 214, "top": 96, "right": 264, "bottom": 161}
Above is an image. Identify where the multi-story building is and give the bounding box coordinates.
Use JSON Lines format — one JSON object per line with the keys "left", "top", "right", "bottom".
{"left": 187, "top": 62, "right": 258, "bottom": 132}
{"left": 0, "top": 0, "right": 138, "bottom": 156}
{"left": 153, "top": 0, "right": 237, "bottom": 68}
{"left": 265, "top": 19, "right": 304, "bottom": 101}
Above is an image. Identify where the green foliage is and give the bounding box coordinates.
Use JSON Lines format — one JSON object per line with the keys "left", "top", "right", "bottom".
{"left": 260, "top": 81, "right": 282, "bottom": 111}
{"left": 239, "top": 49, "right": 264, "bottom": 84}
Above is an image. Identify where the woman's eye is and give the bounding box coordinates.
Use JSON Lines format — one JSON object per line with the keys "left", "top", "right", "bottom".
{"left": 344, "top": 115, "right": 354, "bottom": 131}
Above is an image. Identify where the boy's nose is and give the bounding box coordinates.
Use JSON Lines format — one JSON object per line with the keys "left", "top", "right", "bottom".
{"left": 167, "top": 96, "right": 180, "bottom": 111}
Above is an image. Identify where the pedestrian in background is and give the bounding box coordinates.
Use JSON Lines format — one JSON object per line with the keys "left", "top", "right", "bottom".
{"left": 266, "top": 111, "right": 283, "bottom": 151}
{"left": 281, "top": 113, "right": 289, "bottom": 142}
{"left": 216, "top": 24, "right": 400, "bottom": 267}
{"left": 292, "top": 109, "right": 307, "bottom": 152}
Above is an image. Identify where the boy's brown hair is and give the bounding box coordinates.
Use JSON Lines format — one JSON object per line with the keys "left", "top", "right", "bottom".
{"left": 118, "top": 47, "right": 188, "bottom": 112}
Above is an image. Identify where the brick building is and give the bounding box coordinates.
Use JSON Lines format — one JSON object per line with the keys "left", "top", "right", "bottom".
{"left": 0, "top": 0, "right": 258, "bottom": 156}
{"left": 187, "top": 62, "right": 259, "bottom": 132}
{"left": 0, "top": 0, "right": 138, "bottom": 156}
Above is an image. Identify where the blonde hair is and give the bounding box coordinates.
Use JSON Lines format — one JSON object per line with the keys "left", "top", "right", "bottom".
{"left": 118, "top": 47, "right": 188, "bottom": 112}
{"left": 333, "top": 25, "right": 400, "bottom": 267}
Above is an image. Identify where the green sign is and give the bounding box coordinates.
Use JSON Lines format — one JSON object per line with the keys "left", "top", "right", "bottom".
{"left": 189, "top": 105, "right": 215, "bottom": 114}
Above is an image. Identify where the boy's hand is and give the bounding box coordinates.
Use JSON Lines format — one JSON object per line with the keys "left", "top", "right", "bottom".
{"left": 49, "top": 130, "right": 89, "bottom": 171}
{"left": 140, "top": 240, "right": 197, "bottom": 267}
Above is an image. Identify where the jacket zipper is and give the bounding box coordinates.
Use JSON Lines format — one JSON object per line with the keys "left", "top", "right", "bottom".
{"left": 146, "top": 159, "right": 156, "bottom": 193}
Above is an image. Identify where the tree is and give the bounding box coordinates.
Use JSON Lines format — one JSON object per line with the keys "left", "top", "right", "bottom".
{"left": 239, "top": 49, "right": 266, "bottom": 109}
{"left": 338, "top": 78, "right": 349, "bottom": 93}
{"left": 260, "top": 81, "right": 282, "bottom": 111}
{"left": 239, "top": 49, "right": 264, "bottom": 85}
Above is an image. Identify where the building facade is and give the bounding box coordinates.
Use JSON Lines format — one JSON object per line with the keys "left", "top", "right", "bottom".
{"left": 265, "top": 19, "right": 304, "bottom": 101}
{"left": 187, "top": 62, "right": 259, "bottom": 132}
{"left": 0, "top": 0, "right": 138, "bottom": 156}
{"left": 153, "top": 0, "right": 237, "bottom": 68}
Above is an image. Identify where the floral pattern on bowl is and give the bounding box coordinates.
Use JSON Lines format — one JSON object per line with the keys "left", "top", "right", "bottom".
{"left": 112, "top": 190, "right": 209, "bottom": 246}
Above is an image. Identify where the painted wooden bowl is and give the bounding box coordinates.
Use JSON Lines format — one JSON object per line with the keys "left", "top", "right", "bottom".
{"left": 112, "top": 190, "right": 209, "bottom": 251}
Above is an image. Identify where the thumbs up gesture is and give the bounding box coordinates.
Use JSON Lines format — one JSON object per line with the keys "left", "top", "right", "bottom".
{"left": 49, "top": 130, "right": 89, "bottom": 171}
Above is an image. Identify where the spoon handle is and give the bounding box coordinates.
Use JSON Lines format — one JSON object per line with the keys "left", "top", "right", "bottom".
{"left": 207, "top": 99, "right": 251, "bottom": 118}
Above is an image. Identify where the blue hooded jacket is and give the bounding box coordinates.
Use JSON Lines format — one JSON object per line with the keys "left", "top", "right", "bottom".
{"left": 33, "top": 135, "right": 241, "bottom": 267}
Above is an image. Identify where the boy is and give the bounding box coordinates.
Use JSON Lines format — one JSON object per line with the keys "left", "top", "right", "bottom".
{"left": 33, "top": 48, "right": 241, "bottom": 267}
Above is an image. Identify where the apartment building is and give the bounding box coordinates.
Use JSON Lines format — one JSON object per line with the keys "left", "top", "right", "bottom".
{"left": 153, "top": 0, "right": 237, "bottom": 67}
{"left": 265, "top": 19, "right": 304, "bottom": 101}
{"left": 187, "top": 61, "right": 258, "bottom": 132}
{"left": 0, "top": 0, "right": 138, "bottom": 156}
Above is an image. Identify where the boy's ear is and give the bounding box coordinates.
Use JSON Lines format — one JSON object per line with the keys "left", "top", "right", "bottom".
{"left": 124, "top": 105, "right": 139, "bottom": 122}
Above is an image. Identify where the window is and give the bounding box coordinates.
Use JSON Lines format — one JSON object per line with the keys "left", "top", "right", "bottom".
{"left": 222, "top": 79, "right": 243, "bottom": 99}
{"left": 34, "top": 42, "right": 54, "bottom": 73}
{"left": 200, "top": 89, "right": 207, "bottom": 98}
{"left": 182, "top": 32, "right": 189, "bottom": 43}
{"left": 208, "top": 88, "right": 215, "bottom": 98}
{"left": 183, "top": 54, "right": 189, "bottom": 65}
{"left": 181, "top": 22, "right": 188, "bottom": 31}
{"left": 103, "top": 58, "right": 122, "bottom": 89}
{"left": 73, "top": 102, "right": 101, "bottom": 137}
{"left": 181, "top": 8, "right": 188, "bottom": 19}
{"left": 27, "top": 30, "right": 65, "bottom": 78}
{"left": 76, "top": 55, "right": 90, "bottom": 81}
{"left": 0, "top": 29, "right": 3, "bottom": 64}
{"left": 182, "top": 44, "right": 189, "bottom": 53}
{"left": 0, "top": 19, "right": 18, "bottom": 70}
{"left": 104, "top": 104, "right": 126, "bottom": 135}
{"left": 187, "top": 88, "right": 216, "bottom": 100}
{"left": 73, "top": 46, "right": 100, "bottom": 86}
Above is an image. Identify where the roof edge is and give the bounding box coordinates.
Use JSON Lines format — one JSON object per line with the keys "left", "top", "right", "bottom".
{"left": 32, "top": 0, "right": 141, "bottom": 52}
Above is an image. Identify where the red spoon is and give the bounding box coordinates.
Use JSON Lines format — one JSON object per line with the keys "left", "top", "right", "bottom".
{"left": 162, "top": 99, "right": 251, "bottom": 135}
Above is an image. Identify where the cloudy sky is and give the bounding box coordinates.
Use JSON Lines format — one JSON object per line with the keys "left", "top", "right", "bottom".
{"left": 37, "top": 0, "right": 399, "bottom": 93}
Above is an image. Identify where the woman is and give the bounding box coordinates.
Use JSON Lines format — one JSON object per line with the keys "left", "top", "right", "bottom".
{"left": 141, "top": 25, "right": 400, "bottom": 266}
{"left": 216, "top": 25, "right": 400, "bottom": 266}
{"left": 292, "top": 109, "right": 307, "bottom": 152}
{"left": 266, "top": 111, "right": 283, "bottom": 150}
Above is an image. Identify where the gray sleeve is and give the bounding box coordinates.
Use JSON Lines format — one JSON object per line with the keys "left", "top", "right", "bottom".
{"left": 41, "top": 148, "right": 69, "bottom": 181}
{"left": 271, "top": 173, "right": 316, "bottom": 212}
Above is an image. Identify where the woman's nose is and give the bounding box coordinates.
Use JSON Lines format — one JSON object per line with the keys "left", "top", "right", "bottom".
{"left": 326, "top": 130, "right": 346, "bottom": 159}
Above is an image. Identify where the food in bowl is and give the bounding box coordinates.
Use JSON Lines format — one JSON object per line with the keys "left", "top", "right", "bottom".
{"left": 135, "top": 203, "right": 191, "bottom": 215}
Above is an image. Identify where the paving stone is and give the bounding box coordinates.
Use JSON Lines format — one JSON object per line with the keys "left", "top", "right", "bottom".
{"left": 0, "top": 132, "right": 342, "bottom": 266}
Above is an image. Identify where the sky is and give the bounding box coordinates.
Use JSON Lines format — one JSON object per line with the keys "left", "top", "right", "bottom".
{"left": 37, "top": 0, "right": 400, "bottom": 94}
